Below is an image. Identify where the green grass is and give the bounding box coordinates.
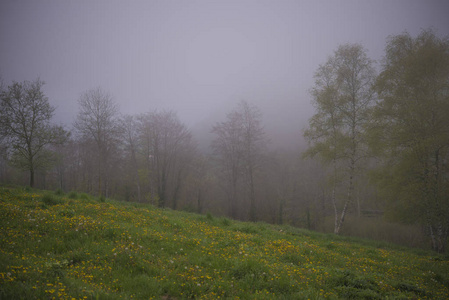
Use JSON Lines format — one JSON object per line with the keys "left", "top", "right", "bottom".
{"left": 0, "top": 186, "right": 448, "bottom": 299}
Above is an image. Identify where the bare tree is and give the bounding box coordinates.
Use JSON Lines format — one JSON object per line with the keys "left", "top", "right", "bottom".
{"left": 74, "top": 87, "right": 119, "bottom": 197}
{"left": 212, "top": 100, "right": 267, "bottom": 221}
{"left": 212, "top": 109, "right": 244, "bottom": 219}
{"left": 0, "top": 79, "right": 68, "bottom": 187}
{"left": 240, "top": 101, "right": 267, "bottom": 221}
{"left": 186, "top": 154, "right": 215, "bottom": 214}
{"left": 137, "top": 111, "right": 194, "bottom": 208}
{"left": 136, "top": 112, "right": 155, "bottom": 203}
{"left": 120, "top": 114, "right": 142, "bottom": 201}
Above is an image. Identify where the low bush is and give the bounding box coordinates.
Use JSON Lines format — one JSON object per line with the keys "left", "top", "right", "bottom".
{"left": 41, "top": 194, "right": 64, "bottom": 206}
{"left": 67, "top": 191, "right": 78, "bottom": 199}
{"left": 54, "top": 188, "right": 64, "bottom": 196}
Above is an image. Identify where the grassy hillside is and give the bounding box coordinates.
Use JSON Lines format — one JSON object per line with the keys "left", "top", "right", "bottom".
{"left": 0, "top": 186, "right": 448, "bottom": 299}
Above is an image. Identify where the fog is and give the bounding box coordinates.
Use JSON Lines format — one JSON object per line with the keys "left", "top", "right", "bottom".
{"left": 1, "top": 0, "right": 448, "bottom": 149}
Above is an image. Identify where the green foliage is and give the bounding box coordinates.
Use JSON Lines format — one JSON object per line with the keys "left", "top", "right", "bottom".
{"left": 41, "top": 193, "right": 64, "bottom": 206}
{"left": 79, "top": 193, "right": 94, "bottom": 203}
{"left": 304, "top": 43, "right": 375, "bottom": 164}
{"left": 220, "top": 217, "right": 231, "bottom": 226}
{"left": 232, "top": 221, "right": 268, "bottom": 234}
{"left": 329, "top": 270, "right": 381, "bottom": 299}
{"left": 59, "top": 208, "right": 75, "bottom": 218}
{"left": 54, "top": 188, "right": 64, "bottom": 196}
{"left": 1, "top": 186, "right": 448, "bottom": 299}
{"left": 305, "top": 43, "right": 376, "bottom": 234}
{"left": 67, "top": 191, "right": 78, "bottom": 199}
{"left": 371, "top": 29, "right": 449, "bottom": 252}
{"left": 205, "top": 212, "right": 213, "bottom": 221}
{"left": 394, "top": 281, "right": 426, "bottom": 297}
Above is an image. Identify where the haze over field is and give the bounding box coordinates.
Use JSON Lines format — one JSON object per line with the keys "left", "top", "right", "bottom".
{"left": 1, "top": 0, "right": 448, "bottom": 148}
{"left": 2, "top": 0, "right": 449, "bottom": 256}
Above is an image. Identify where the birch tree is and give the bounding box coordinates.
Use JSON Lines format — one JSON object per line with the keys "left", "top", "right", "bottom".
{"left": 304, "top": 44, "right": 376, "bottom": 234}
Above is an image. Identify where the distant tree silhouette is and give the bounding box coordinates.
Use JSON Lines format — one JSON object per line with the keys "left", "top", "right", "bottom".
{"left": 0, "top": 79, "right": 68, "bottom": 187}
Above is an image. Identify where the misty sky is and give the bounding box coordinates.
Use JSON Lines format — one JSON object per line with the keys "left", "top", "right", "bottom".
{"left": 1, "top": 0, "right": 449, "bottom": 146}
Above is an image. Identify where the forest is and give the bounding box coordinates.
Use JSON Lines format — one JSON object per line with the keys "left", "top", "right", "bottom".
{"left": 1, "top": 29, "right": 448, "bottom": 253}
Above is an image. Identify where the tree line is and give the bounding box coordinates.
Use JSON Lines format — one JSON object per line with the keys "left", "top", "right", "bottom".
{"left": 1, "top": 29, "right": 448, "bottom": 252}
{"left": 305, "top": 30, "right": 449, "bottom": 252}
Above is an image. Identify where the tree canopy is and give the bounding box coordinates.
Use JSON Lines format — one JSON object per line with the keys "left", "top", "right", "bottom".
{"left": 0, "top": 79, "right": 68, "bottom": 187}
{"left": 304, "top": 44, "right": 376, "bottom": 234}
{"left": 212, "top": 100, "right": 267, "bottom": 220}
{"left": 372, "top": 30, "right": 449, "bottom": 252}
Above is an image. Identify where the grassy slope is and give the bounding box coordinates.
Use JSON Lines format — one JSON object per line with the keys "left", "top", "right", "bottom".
{"left": 0, "top": 187, "right": 448, "bottom": 299}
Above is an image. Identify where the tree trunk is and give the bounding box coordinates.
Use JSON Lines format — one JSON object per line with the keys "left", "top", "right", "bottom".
{"left": 231, "top": 180, "right": 237, "bottom": 219}
{"left": 197, "top": 188, "right": 202, "bottom": 214}
{"left": 336, "top": 199, "right": 349, "bottom": 234}
{"left": 436, "top": 223, "right": 446, "bottom": 253}
{"left": 356, "top": 195, "right": 361, "bottom": 218}
{"left": 430, "top": 221, "right": 447, "bottom": 253}
{"left": 249, "top": 167, "right": 256, "bottom": 222}
{"left": 336, "top": 164, "right": 354, "bottom": 234}
{"left": 132, "top": 151, "right": 142, "bottom": 202}
{"left": 306, "top": 207, "right": 312, "bottom": 230}
{"left": 331, "top": 159, "right": 339, "bottom": 234}
{"left": 98, "top": 153, "right": 102, "bottom": 197}
{"left": 172, "top": 169, "right": 183, "bottom": 210}
{"left": 332, "top": 186, "right": 339, "bottom": 234}
{"left": 158, "top": 166, "right": 167, "bottom": 207}
{"left": 30, "top": 168, "right": 35, "bottom": 188}
{"left": 230, "top": 168, "right": 238, "bottom": 219}
{"left": 158, "top": 175, "right": 166, "bottom": 208}
{"left": 278, "top": 198, "right": 284, "bottom": 225}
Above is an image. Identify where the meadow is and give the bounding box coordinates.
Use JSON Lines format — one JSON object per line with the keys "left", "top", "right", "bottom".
{"left": 0, "top": 186, "right": 448, "bottom": 299}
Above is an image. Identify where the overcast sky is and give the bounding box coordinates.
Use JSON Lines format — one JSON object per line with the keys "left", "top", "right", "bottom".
{"left": 1, "top": 0, "right": 448, "bottom": 147}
